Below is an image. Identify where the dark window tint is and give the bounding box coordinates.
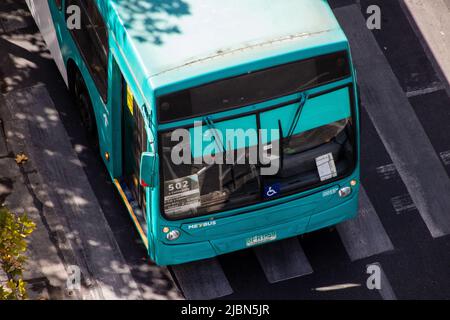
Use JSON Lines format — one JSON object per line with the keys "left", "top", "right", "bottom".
{"left": 158, "top": 51, "right": 351, "bottom": 123}
{"left": 159, "top": 117, "right": 356, "bottom": 220}
{"left": 66, "top": 0, "right": 109, "bottom": 102}
{"left": 122, "top": 82, "right": 148, "bottom": 212}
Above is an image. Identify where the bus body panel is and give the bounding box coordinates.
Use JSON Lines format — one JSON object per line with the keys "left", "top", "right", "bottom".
{"left": 28, "top": 0, "right": 160, "bottom": 256}
{"left": 111, "top": 0, "right": 343, "bottom": 82}
{"left": 28, "top": 0, "right": 361, "bottom": 266}
{"left": 152, "top": 70, "right": 360, "bottom": 265}
{"left": 154, "top": 183, "right": 359, "bottom": 266}
{"left": 26, "top": 1, "right": 115, "bottom": 177}
{"left": 150, "top": 30, "right": 350, "bottom": 95}
{"left": 47, "top": 1, "right": 117, "bottom": 176}
{"left": 26, "top": 0, "right": 68, "bottom": 84}
{"left": 157, "top": 175, "right": 356, "bottom": 245}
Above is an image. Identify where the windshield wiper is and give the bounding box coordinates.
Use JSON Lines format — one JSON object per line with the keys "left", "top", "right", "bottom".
{"left": 285, "top": 92, "right": 309, "bottom": 145}
{"left": 205, "top": 116, "right": 225, "bottom": 151}
{"left": 204, "top": 116, "right": 228, "bottom": 190}
{"left": 204, "top": 116, "right": 254, "bottom": 191}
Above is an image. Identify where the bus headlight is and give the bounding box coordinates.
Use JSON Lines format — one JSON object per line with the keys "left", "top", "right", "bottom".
{"left": 338, "top": 187, "right": 352, "bottom": 198}
{"left": 166, "top": 229, "right": 180, "bottom": 241}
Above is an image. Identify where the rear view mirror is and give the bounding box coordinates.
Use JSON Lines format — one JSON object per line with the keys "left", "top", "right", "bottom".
{"left": 140, "top": 152, "right": 157, "bottom": 188}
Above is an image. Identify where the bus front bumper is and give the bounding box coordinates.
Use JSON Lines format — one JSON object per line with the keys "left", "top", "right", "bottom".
{"left": 154, "top": 193, "right": 358, "bottom": 266}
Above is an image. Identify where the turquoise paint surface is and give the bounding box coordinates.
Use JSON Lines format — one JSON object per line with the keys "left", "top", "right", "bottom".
{"left": 110, "top": 0, "right": 343, "bottom": 81}
{"left": 46, "top": 0, "right": 359, "bottom": 265}
{"left": 186, "top": 87, "right": 351, "bottom": 157}
{"left": 154, "top": 173, "right": 360, "bottom": 265}
{"left": 188, "top": 115, "right": 257, "bottom": 158}
{"left": 260, "top": 87, "right": 351, "bottom": 143}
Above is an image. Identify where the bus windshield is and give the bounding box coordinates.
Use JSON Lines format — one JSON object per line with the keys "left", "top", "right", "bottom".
{"left": 160, "top": 115, "right": 355, "bottom": 220}
{"left": 158, "top": 52, "right": 356, "bottom": 220}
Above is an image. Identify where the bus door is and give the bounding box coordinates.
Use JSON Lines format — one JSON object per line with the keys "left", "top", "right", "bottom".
{"left": 121, "top": 79, "right": 148, "bottom": 223}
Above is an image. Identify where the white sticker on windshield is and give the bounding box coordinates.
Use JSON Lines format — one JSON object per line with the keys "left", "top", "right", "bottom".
{"left": 164, "top": 174, "right": 201, "bottom": 215}
{"left": 315, "top": 153, "right": 338, "bottom": 181}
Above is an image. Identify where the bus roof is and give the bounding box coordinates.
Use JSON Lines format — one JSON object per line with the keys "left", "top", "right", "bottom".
{"left": 110, "top": 0, "right": 348, "bottom": 93}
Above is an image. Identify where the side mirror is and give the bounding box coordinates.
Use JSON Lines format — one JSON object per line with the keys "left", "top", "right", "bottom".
{"left": 140, "top": 151, "right": 157, "bottom": 188}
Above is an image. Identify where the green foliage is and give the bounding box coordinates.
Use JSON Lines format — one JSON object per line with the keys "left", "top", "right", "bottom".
{"left": 0, "top": 206, "right": 36, "bottom": 300}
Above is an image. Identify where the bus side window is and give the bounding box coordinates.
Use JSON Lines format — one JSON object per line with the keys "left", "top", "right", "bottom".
{"left": 65, "top": 0, "right": 109, "bottom": 102}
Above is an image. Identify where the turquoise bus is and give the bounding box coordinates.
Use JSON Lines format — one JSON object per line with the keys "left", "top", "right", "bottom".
{"left": 27, "top": 0, "right": 360, "bottom": 266}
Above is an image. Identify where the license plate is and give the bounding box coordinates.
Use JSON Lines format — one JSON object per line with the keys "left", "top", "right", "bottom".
{"left": 246, "top": 232, "right": 277, "bottom": 247}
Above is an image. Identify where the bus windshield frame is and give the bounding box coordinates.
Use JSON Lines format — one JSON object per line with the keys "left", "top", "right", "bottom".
{"left": 158, "top": 81, "right": 358, "bottom": 221}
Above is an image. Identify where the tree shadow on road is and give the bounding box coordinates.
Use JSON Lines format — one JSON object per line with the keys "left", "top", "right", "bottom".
{"left": 0, "top": 2, "right": 182, "bottom": 300}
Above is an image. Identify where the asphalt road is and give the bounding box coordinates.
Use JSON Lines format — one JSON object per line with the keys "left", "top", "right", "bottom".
{"left": 1, "top": 0, "right": 449, "bottom": 299}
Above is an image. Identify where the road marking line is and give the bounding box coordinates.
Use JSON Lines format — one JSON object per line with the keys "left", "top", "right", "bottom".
{"left": 368, "top": 262, "right": 397, "bottom": 300}
{"left": 375, "top": 163, "right": 398, "bottom": 180}
{"left": 391, "top": 194, "right": 417, "bottom": 214}
{"left": 334, "top": 5, "right": 450, "bottom": 238}
{"left": 171, "top": 258, "right": 233, "bottom": 300}
{"left": 439, "top": 150, "right": 450, "bottom": 166}
{"left": 337, "top": 186, "right": 394, "bottom": 261}
{"left": 406, "top": 84, "right": 446, "bottom": 98}
{"left": 313, "top": 283, "right": 361, "bottom": 292}
{"left": 254, "top": 237, "right": 313, "bottom": 284}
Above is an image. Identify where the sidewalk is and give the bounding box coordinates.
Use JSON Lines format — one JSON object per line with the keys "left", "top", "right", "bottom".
{"left": 0, "top": 83, "right": 144, "bottom": 299}
{"left": 0, "top": 104, "right": 69, "bottom": 299}
{"left": 0, "top": 3, "right": 69, "bottom": 298}
{"left": 0, "top": 1, "right": 143, "bottom": 300}
{"left": 401, "top": 0, "right": 450, "bottom": 97}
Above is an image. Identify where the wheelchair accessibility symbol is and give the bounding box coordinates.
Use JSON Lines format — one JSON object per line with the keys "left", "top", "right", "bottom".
{"left": 264, "top": 183, "right": 280, "bottom": 199}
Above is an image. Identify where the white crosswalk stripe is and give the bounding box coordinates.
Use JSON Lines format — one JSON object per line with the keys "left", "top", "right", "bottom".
{"left": 391, "top": 194, "right": 417, "bottom": 215}
{"left": 375, "top": 163, "right": 398, "bottom": 180}
{"left": 254, "top": 237, "right": 313, "bottom": 284}
{"left": 334, "top": 5, "right": 450, "bottom": 238}
{"left": 367, "top": 262, "right": 397, "bottom": 300}
{"left": 170, "top": 258, "right": 233, "bottom": 300}
{"left": 337, "top": 186, "right": 394, "bottom": 261}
